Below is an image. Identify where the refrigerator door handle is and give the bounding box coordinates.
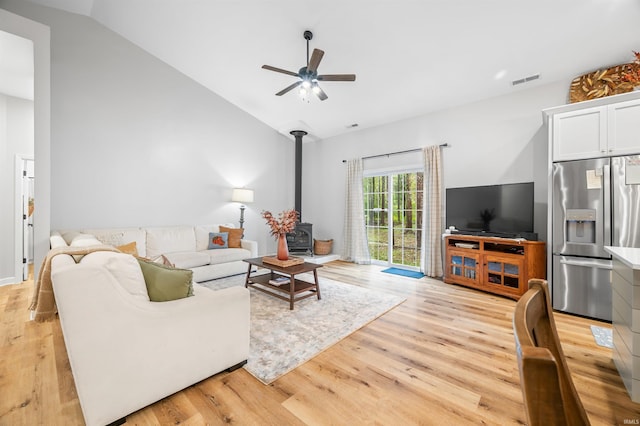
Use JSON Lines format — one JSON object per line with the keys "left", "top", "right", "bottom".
{"left": 603, "top": 164, "right": 611, "bottom": 246}
{"left": 559, "top": 257, "right": 612, "bottom": 270}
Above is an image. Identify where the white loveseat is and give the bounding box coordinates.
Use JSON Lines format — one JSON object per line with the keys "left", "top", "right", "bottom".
{"left": 49, "top": 249, "right": 250, "bottom": 426}
{"left": 51, "top": 224, "right": 258, "bottom": 282}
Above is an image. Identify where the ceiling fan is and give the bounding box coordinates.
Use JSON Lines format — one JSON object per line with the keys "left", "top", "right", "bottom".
{"left": 262, "top": 30, "right": 356, "bottom": 101}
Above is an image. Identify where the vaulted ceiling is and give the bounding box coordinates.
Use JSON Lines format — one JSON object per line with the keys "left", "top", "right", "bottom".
{"left": 21, "top": 0, "right": 640, "bottom": 140}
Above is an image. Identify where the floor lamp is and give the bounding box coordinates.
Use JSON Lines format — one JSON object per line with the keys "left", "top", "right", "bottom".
{"left": 231, "top": 188, "right": 254, "bottom": 232}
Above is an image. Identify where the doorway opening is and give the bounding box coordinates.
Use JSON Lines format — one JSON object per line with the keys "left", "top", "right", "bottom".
{"left": 364, "top": 170, "right": 424, "bottom": 269}
{"left": 0, "top": 25, "right": 37, "bottom": 286}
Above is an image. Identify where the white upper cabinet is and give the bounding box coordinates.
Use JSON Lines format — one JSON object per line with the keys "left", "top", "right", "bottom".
{"left": 608, "top": 98, "right": 640, "bottom": 156}
{"left": 546, "top": 92, "right": 640, "bottom": 162}
{"left": 552, "top": 106, "right": 606, "bottom": 161}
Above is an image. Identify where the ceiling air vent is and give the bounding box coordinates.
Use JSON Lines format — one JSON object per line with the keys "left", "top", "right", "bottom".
{"left": 512, "top": 73, "right": 540, "bottom": 86}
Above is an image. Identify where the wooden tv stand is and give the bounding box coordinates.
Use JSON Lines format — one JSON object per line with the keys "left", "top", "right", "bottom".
{"left": 443, "top": 235, "right": 546, "bottom": 300}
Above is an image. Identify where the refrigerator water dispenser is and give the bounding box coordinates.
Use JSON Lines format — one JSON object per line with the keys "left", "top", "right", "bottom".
{"left": 566, "top": 209, "right": 596, "bottom": 244}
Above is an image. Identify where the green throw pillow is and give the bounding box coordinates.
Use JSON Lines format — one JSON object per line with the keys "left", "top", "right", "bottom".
{"left": 137, "top": 258, "right": 194, "bottom": 302}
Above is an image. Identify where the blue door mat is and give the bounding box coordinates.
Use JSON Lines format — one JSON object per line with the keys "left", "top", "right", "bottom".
{"left": 590, "top": 325, "right": 613, "bottom": 348}
{"left": 381, "top": 267, "right": 425, "bottom": 279}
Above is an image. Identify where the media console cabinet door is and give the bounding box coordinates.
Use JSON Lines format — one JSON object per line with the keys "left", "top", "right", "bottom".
{"left": 483, "top": 254, "right": 525, "bottom": 295}
{"left": 447, "top": 249, "right": 480, "bottom": 286}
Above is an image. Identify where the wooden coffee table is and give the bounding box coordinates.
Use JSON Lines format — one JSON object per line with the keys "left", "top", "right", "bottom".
{"left": 243, "top": 257, "right": 322, "bottom": 310}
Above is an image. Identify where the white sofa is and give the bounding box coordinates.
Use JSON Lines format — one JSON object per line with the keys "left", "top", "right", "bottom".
{"left": 51, "top": 224, "right": 258, "bottom": 282}
{"left": 50, "top": 247, "right": 250, "bottom": 426}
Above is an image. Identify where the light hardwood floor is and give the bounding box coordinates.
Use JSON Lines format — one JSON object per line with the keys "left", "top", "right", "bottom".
{"left": 1, "top": 261, "right": 639, "bottom": 425}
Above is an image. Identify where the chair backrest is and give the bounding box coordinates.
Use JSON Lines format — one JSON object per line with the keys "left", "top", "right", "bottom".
{"left": 513, "top": 279, "right": 591, "bottom": 426}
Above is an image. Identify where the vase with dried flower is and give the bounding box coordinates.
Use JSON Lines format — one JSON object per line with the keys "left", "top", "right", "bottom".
{"left": 262, "top": 209, "right": 299, "bottom": 260}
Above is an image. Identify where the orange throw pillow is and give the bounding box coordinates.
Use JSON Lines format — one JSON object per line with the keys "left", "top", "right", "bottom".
{"left": 116, "top": 241, "right": 139, "bottom": 256}
{"left": 219, "top": 226, "right": 243, "bottom": 248}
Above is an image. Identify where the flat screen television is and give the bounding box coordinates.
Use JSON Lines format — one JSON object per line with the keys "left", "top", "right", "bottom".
{"left": 445, "top": 182, "right": 534, "bottom": 238}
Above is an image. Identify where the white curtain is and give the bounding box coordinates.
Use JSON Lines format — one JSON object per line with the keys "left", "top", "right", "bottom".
{"left": 343, "top": 158, "right": 371, "bottom": 264}
{"left": 422, "top": 145, "right": 443, "bottom": 277}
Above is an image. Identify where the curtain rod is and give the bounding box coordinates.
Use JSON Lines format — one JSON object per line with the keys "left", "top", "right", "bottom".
{"left": 341, "top": 143, "right": 449, "bottom": 163}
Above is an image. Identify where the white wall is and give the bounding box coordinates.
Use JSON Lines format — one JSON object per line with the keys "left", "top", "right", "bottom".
{"left": 0, "top": 1, "right": 576, "bottom": 264}
{"left": 1, "top": 0, "right": 296, "bottom": 255}
{"left": 303, "top": 81, "right": 569, "bottom": 255}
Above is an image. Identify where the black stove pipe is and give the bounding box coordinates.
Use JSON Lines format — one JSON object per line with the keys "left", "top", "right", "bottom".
{"left": 290, "top": 130, "right": 307, "bottom": 221}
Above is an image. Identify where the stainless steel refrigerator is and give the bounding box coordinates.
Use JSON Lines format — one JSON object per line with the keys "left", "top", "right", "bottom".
{"left": 552, "top": 156, "right": 640, "bottom": 321}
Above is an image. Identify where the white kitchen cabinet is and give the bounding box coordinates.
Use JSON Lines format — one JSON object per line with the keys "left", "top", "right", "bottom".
{"left": 552, "top": 106, "right": 606, "bottom": 161}
{"left": 546, "top": 91, "right": 640, "bottom": 162}
{"left": 608, "top": 98, "right": 640, "bottom": 156}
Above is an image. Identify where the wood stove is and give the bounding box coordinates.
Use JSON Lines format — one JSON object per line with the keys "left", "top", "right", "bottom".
{"left": 287, "top": 222, "right": 313, "bottom": 253}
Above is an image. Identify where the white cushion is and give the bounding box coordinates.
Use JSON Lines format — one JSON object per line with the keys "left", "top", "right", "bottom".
{"left": 61, "top": 231, "right": 82, "bottom": 244}
{"left": 80, "top": 252, "right": 149, "bottom": 301}
{"left": 205, "top": 248, "right": 252, "bottom": 265}
{"left": 50, "top": 234, "right": 68, "bottom": 248}
{"left": 70, "top": 234, "right": 103, "bottom": 247}
{"left": 145, "top": 226, "right": 196, "bottom": 259}
{"left": 163, "top": 251, "right": 210, "bottom": 269}
{"left": 83, "top": 228, "right": 147, "bottom": 258}
{"left": 51, "top": 254, "right": 76, "bottom": 269}
{"left": 195, "top": 224, "right": 237, "bottom": 251}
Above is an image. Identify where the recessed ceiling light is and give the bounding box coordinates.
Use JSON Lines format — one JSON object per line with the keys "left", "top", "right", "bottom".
{"left": 494, "top": 69, "right": 507, "bottom": 80}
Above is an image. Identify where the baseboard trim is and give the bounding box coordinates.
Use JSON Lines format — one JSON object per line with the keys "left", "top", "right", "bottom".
{"left": 226, "top": 360, "right": 247, "bottom": 372}
{"left": 106, "top": 417, "right": 126, "bottom": 426}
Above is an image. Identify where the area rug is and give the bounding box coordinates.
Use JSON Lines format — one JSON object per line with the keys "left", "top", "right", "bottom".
{"left": 381, "top": 267, "right": 425, "bottom": 279}
{"left": 590, "top": 325, "right": 613, "bottom": 348}
{"left": 200, "top": 274, "right": 405, "bottom": 384}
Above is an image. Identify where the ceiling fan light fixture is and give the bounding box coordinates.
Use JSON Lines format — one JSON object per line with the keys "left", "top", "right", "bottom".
{"left": 261, "top": 30, "right": 356, "bottom": 102}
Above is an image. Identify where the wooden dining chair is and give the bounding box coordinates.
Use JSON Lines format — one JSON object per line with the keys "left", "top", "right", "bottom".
{"left": 513, "top": 278, "right": 591, "bottom": 426}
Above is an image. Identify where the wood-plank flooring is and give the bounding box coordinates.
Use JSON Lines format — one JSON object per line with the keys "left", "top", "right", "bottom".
{"left": 1, "top": 260, "right": 639, "bottom": 425}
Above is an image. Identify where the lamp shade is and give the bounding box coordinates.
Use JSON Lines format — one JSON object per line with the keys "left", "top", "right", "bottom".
{"left": 231, "top": 188, "right": 254, "bottom": 203}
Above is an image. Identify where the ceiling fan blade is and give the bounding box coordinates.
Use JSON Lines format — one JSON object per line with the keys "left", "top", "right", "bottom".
{"left": 262, "top": 65, "right": 299, "bottom": 77}
{"left": 313, "top": 84, "right": 328, "bottom": 101}
{"left": 307, "top": 49, "right": 324, "bottom": 73}
{"left": 275, "top": 81, "right": 302, "bottom": 96}
{"left": 317, "top": 74, "right": 356, "bottom": 81}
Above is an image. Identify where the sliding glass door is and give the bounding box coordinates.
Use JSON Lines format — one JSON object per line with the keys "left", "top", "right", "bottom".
{"left": 364, "top": 170, "right": 423, "bottom": 268}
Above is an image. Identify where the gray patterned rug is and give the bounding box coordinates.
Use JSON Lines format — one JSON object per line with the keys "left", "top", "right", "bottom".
{"left": 200, "top": 273, "right": 405, "bottom": 384}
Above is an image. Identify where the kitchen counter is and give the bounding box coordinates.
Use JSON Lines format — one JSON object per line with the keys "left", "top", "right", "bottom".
{"left": 604, "top": 246, "right": 640, "bottom": 403}
{"left": 605, "top": 246, "right": 640, "bottom": 269}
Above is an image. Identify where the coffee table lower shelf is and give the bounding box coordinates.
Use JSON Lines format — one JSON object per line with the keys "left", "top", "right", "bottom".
{"left": 246, "top": 274, "right": 319, "bottom": 308}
